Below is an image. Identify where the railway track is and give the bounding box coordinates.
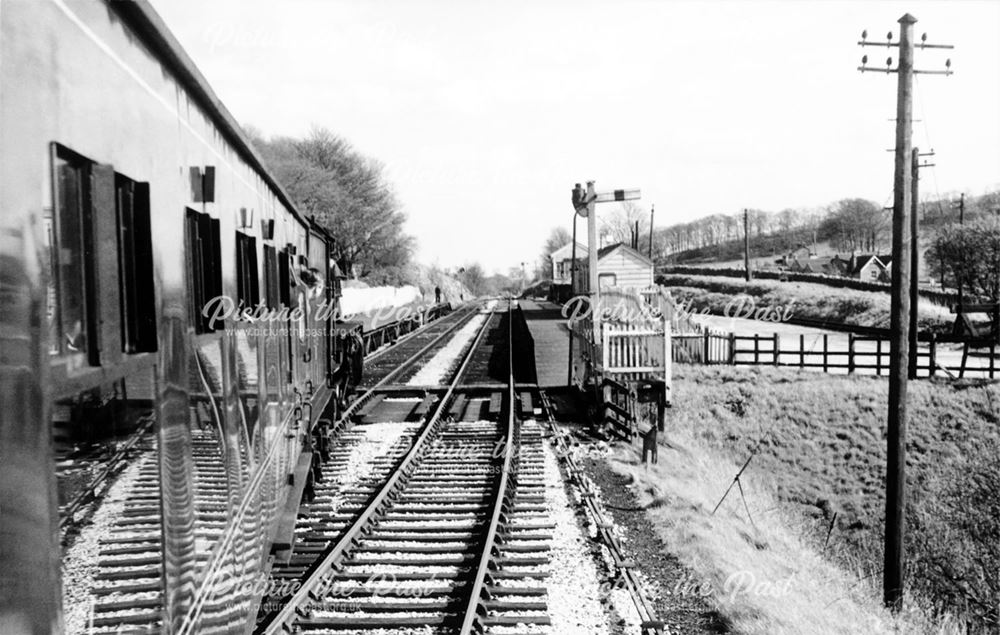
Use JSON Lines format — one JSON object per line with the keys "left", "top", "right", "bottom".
{"left": 537, "top": 391, "right": 664, "bottom": 634}
{"left": 62, "top": 306, "right": 471, "bottom": 633}
{"left": 257, "top": 298, "right": 554, "bottom": 634}
{"left": 62, "top": 297, "right": 660, "bottom": 634}
{"left": 63, "top": 425, "right": 232, "bottom": 633}
{"left": 360, "top": 304, "right": 483, "bottom": 388}
{"left": 58, "top": 415, "right": 156, "bottom": 535}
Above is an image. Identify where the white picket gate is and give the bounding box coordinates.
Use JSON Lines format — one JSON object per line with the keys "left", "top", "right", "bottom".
{"left": 568, "top": 286, "right": 673, "bottom": 404}
{"left": 602, "top": 323, "right": 671, "bottom": 375}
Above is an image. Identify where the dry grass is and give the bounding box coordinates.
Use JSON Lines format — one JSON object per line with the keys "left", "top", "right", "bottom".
{"left": 606, "top": 440, "right": 954, "bottom": 634}
{"left": 619, "top": 364, "right": 1000, "bottom": 632}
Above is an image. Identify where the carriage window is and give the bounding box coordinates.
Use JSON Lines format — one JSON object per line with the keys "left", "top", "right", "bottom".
{"left": 263, "top": 244, "right": 279, "bottom": 309}
{"left": 116, "top": 175, "right": 157, "bottom": 352}
{"left": 185, "top": 208, "right": 223, "bottom": 333}
{"left": 278, "top": 246, "right": 291, "bottom": 307}
{"left": 279, "top": 246, "right": 293, "bottom": 380}
{"left": 51, "top": 145, "right": 98, "bottom": 364}
{"left": 236, "top": 232, "right": 260, "bottom": 309}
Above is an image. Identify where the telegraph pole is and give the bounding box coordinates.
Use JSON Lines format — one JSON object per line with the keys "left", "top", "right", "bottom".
{"left": 587, "top": 182, "right": 599, "bottom": 342}
{"left": 857, "top": 15, "right": 952, "bottom": 610}
{"left": 885, "top": 16, "right": 915, "bottom": 610}
{"left": 743, "top": 209, "right": 752, "bottom": 281}
{"left": 909, "top": 148, "right": 934, "bottom": 379}
{"left": 648, "top": 204, "right": 655, "bottom": 259}
{"left": 955, "top": 193, "right": 965, "bottom": 333}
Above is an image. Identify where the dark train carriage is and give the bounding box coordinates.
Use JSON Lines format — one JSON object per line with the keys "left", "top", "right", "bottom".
{"left": 0, "top": 1, "right": 353, "bottom": 632}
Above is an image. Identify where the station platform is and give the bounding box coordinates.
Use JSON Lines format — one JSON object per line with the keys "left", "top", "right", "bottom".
{"left": 519, "top": 299, "right": 572, "bottom": 388}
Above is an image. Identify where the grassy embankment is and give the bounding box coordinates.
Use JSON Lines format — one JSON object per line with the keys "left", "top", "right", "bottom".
{"left": 604, "top": 365, "right": 998, "bottom": 633}
{"left": 659, "top": 273, "right": 954, "bottom": 332}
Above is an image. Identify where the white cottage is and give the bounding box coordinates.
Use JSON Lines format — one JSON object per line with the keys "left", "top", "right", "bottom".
{"left": 573, "top": 243, "right": 654, "bottom": 292}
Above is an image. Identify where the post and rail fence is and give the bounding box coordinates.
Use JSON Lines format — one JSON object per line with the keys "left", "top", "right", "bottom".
{"left": 672, "top": 329, "right": 999, "bottom": 379}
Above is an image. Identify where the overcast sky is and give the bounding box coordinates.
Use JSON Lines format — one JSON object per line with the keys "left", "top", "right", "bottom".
{"left": 150, "top": 0, "right": 1000, "bottom": 274}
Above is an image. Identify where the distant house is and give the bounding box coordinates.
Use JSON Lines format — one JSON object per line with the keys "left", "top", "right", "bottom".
{"left": 829, "top": 255, "right": 852, "bottom": 276}
{"left": 844, "top": 254, "right": 888, "bottom": 281}
{"left": 574, "top": 243, "right": 654, "bottom": 292}
{"left": 789, "top": 256, "right": 842, "bottom": 276}
{"left": 787, "top": 246, "right": 812, "bottom": 262}
{"left": 550, "top": 242, "right": 588, "bottom": 284}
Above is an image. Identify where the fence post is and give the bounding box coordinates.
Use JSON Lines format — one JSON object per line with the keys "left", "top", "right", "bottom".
{"left": 991, "top": 343, "right": 996, "bottom": 380}
{"left": 822, "top": 334, "right": 828, "bottom": 373}
{"left": 728, "top": 332, "right": 736, "bottom": 365}
{"left": 663, "top": 321, "right": 672, "bottom": 407}
{"left": 800, "top": 334, "right": 805, "bottom": 369}
{"left": 773, "top": 333, "right": 780, "bottom": 366}
{"left": 928, "top": 334, "right": 936, "bottom": 377}
{"left": 602, "top": 380, "right": 612, "bottom": 432}
{"left": 602, "top": 326, "right": 610, "bottom": 372}
{"left": 876, "top": 340, "right": 883, "bottom": 376}
{"left": 703, "top": 330, "right": 710, "bottom": 365}
{"left": 753, "top": 334, "right": 759, "bottom": 364}
{"left": 848, "top": 333, "right": 855, "bottom": 374}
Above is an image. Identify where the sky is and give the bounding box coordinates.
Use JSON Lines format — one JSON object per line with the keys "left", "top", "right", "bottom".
{"left": 149, "top": 0, "right": 1000, "bottom": 274}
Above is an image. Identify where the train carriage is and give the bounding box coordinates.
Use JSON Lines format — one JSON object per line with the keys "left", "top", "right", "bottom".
{"left": 0, "top": 1, "right": 357, "bottom": 632}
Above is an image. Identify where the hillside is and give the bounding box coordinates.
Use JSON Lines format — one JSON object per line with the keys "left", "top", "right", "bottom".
{"left": 664, "top": 231, "right": 824, "bottom": 267}
{"left": 650, "top": 365, "right": 1000, "bottom": 630}
{"left": 659, "top": 273, "right": 954, "bottom": 332}
{"left": 656, "top": 191, "right": 999, "bottom": 269}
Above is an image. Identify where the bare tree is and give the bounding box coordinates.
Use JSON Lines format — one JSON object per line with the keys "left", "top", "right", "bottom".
{"left": 820, "top": 199, "right": 887, "bottom": 252}
{"left": 538, "top": 226, "right": 572, "bottom": 281}
{"left": 542, "top": 226, "right": 572, "bottom": 257}
{"left": 457, "top": 263, "right": 487, "bottom": 296}
{"left": 252, "top": 126, "right": 414, "bottom": 282}
{"left": 928, "top": 218, "right": 1000, "bottom": 299}
{"left": 600, "top": 201, "right": 648, "bottom": 246}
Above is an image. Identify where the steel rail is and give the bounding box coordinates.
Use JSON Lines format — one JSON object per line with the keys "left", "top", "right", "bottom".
{"left": 362, "top": 303, "right": 466, "bottom": 366}
{"left": 459, "top": 296, "right": 518, "bottom": 634}
{"left": 181, "top": 304, "right": 485, "bottom": 634}
{"left": 58, "top": 415, "right": 156, "bottom": 532}
{"left": 537, "top": 389, "right": 664, "bottom": 634}
{"left": 331, "top": 304, "right": 481, "bottom": 430}
{"left": 257, "top": 301, "right": 502, "bottom": 634}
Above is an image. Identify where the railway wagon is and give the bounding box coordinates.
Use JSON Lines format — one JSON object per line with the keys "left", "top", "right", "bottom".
{"left": 0, "top": 1, "right": 357, "bottom": 632}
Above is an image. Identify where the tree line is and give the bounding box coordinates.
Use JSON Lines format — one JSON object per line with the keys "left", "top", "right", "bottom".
{"left": 248, "top": 126, "right": 414, "bottom": 285}
{"left": 538, "top": 189, "right": 1000, "bottom": 301}
{"left": 928, "top": 217, "right": 1000, "bottom": 301}
{"left": 653, "top": 191, "right": 998, "bottom": 261}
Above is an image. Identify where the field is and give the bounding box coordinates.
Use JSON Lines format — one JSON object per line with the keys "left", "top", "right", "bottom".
{"left": 630, "top": 364, "right": 999, "bottom": 631}
{"left": 660, "top": 273, "right": 954, "bottom": 332}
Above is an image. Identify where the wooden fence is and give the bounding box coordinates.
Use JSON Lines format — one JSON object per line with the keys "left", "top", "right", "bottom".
{"left": 602, "top": 322, "right": 672, "bottom": 383}
{"left": 561, "top": 288, "right": 675, "bottom": 458}
{"left": 638, "top": 285, "right": 706, "bottom": 335}
{"left": 570, "top": 286, "right": 674, "bottom": 418}
{"left": 673, "top": 330, "right": 999, "bottom": 379}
